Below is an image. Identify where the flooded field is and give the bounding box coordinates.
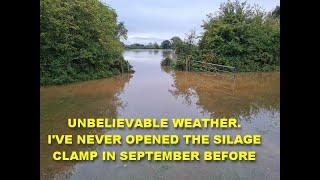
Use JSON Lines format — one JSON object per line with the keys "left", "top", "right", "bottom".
{"left": 40, "top": 49, "right": 280, "bottom": 180}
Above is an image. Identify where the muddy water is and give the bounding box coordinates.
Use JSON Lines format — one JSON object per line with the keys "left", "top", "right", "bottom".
{"left": 40, "top": 49, "right": 280, "bottom": 180}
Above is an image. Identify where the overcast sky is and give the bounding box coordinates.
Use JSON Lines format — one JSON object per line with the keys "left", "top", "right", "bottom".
{"left": 102, "top": 0, "right": 280, "bottom": 45}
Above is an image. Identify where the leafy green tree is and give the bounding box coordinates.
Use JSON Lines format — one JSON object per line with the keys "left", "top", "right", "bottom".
{"left": 146, "top": 42, "right": 153, "bottom": 48}
{"left": 197, "top": 0, "right": 280, "bottom": 71}
{"left": 170, "top": 36, "right": 183, "bottom": 52}
{"left": 272, "top": 6, "right": 280, "bottom": 19}
{"left": 153, "top": 42, "right": 160, "bottom": 49}
{"left": 116, "top": 22, "right": 128, "bottom": 40}
{"left": 160, "top": 40, "right": 172, "bottom": 49}
{"left": 40, "top": 0, "right": 132, "bottom": 85}
{"left": 172, "top": 31, "right": 198, "bottom": 70}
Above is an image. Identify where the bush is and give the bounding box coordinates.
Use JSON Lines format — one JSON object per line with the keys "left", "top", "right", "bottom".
{"left": 172, "top": 0, "right": 280, "bottom": 72}
{"left": 40, "top": 0, "right": 132, "bottom": 85}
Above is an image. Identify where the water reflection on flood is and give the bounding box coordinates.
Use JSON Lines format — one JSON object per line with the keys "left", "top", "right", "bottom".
{"left": 40, "top": 75, "right": 132, "bottom": 179}
{"left": 40, "top": 49, "right": 279, "bottom": 180}
{"left": 169, "top": 70, "right": 279, "bottom": 117}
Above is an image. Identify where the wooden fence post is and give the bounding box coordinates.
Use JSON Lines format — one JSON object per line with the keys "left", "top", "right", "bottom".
{"left": 120, "top": 59, "right": 123, "bottom": 74}
{"left": 189, "top": 56, "right": 191, "bottom": 71}
{"left": 185, "top": 57, "right": 188, "bottom": 71}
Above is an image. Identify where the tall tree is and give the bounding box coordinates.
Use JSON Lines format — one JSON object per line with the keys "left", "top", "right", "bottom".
{"left": 160, "top": 40, "right": 172, "bottom": 49}
{"left": 116, "top": 22, "right": 128, "bottom": 40}
{"left": 40, "top": 0, "right": 132, "bottom": 85}
{"left": 170, "top": 36, "right": 183, "bottom": 50}
{"left": 153, "top": 42, "right": 160, "bottom": 49}
{"left": 272, "top": 6, "right": 280, "bottom": 19}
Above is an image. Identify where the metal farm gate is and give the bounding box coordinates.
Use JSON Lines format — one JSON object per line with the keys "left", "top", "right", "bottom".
{"left": 184, "top": 55, "right": 236, "bottom": 75}
{"left": 184, "top": 56, "right": 237, "bottom": 95}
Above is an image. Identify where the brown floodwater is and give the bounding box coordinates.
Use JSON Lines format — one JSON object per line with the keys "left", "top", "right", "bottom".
{"left": 40, "top": 49, "right": 280, "bottom": 180}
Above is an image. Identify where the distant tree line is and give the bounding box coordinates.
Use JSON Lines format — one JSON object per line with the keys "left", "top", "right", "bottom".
{"left": 125, "top": 42, "right": 160, "bottom": 49}
{"left": 165, "top": 0, "right": 280, "bottom": 72}
{"left": 125, "top": 40, "right": 173, "bottom": 49}
{"left": 40, "top": 0, "right": 132, "bottom": 85}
